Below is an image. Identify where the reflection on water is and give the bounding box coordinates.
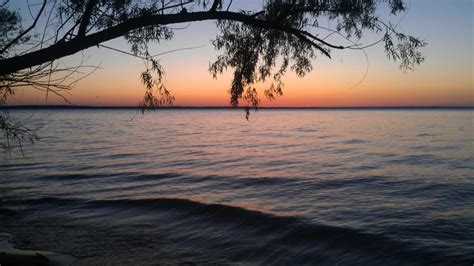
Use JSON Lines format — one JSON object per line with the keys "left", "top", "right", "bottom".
{"left": 1, "top": 109, "right": 473, "bottom": 265}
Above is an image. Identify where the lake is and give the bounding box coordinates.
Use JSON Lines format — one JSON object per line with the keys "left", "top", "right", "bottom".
{"left": 1, "top": 109, "right": 473, "bottom": 265}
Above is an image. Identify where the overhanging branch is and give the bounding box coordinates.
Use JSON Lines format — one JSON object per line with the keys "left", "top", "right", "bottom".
{"left": 0, "top": 11, "right": 336, "bottom": 76}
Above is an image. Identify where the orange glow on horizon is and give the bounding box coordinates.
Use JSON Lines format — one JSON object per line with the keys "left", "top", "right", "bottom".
{"left": 8, "top": 35, "right": 473, "bottom": 108}
{"left": 4, "top": 0, "right": 473, "bottom": 108}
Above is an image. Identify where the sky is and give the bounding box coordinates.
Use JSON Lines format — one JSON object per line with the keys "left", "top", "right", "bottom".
{"left": 7, "top": 0, "right": 474, "bottom": 107}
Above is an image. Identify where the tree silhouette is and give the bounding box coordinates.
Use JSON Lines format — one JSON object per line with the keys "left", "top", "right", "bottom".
{"left": 0, "top": 0, "right": 426, "bottom": 150}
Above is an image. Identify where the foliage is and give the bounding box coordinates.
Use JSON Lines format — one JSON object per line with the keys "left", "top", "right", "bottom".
{"left": 0, "top": 110, "right": 39, "bottom": 154}
{"left": 0, "top": 0, "right": 426, "bottom": 151}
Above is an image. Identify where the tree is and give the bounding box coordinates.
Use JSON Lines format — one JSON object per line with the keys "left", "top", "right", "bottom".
{"left": 0, "top": 0, "right": 426, "bottom": 150}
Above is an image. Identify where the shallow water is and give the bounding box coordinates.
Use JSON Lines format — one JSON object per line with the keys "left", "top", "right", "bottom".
{"left": 1, "top": 109, "right": 473, "bottom": 265}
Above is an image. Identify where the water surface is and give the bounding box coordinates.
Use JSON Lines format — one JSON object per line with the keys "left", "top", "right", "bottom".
{"left": 1, "top": 109, "right": 473, "bottom": 265}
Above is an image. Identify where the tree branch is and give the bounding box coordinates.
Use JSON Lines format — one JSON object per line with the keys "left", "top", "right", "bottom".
{"left": 77, "top": 0, "right": 99, "bottom": 37}
{"left": 210, "top": 0, "right": 221, "bottom": 12}
{"left": 0, "top": 0, "right": 47, "bottom": 54}
{"left": 0, "top": 11, "right": 333, "bottom": 76}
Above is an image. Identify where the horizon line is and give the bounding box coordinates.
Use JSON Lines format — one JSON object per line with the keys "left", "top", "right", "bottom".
{"left": 2, "top": 104, "right": 473, "bottom": 110}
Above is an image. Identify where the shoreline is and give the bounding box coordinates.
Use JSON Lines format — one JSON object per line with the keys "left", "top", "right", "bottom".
{"left": 0, "top": 232, "right": 76, "bottom": 266}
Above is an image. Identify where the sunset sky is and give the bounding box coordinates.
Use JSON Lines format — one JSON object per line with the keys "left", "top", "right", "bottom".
{"left": 8, "top": 0, "right": 473, "bottom": 107}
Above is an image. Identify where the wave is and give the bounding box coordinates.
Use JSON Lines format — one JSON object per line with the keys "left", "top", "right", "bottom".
{"left": 33, "top": 172, "right": 182, "bottom": 182}
{"left": 8, "top": 196, "right": 296, "bottom": 225}
{"left": 342, "top": 139, "right": 367, "bottom": 144}
{"left": 5, "top": 196, "right": 471, "bottom": 264}
{"left": 295, "top": 127, "right": 319, "bottom": 133}
{"left": 35, "top": 171, "right": 316, "bottom": 189}
{"left": 386, "top": 154, "right": 446, "bottom": 166}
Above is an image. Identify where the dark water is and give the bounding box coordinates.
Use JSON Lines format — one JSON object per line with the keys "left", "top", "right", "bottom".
{"left": 1, "top": 109, "right": 473, "bottom": 265}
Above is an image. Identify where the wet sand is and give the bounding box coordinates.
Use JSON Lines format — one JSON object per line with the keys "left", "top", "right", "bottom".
{"left": 0, "top": 232, "right": 76, "bottom": 266}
